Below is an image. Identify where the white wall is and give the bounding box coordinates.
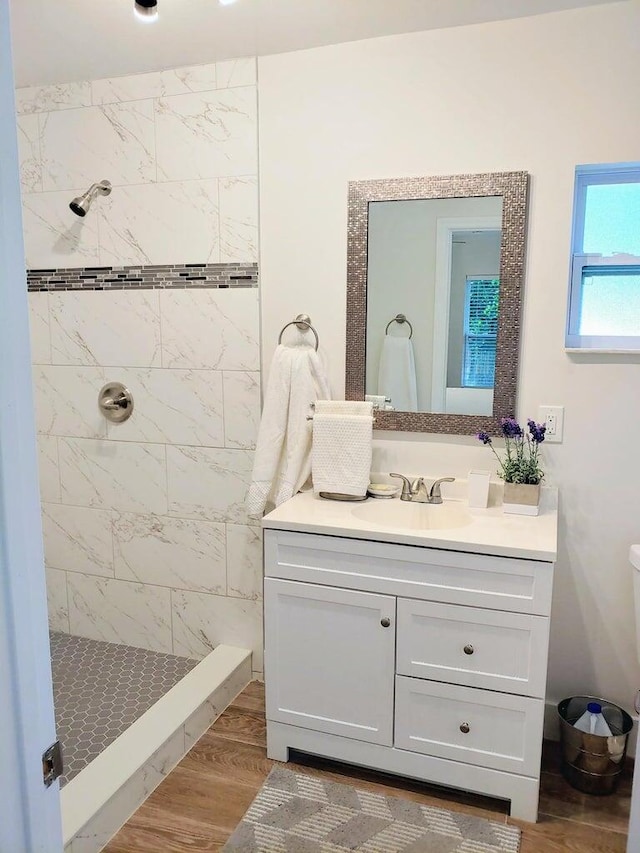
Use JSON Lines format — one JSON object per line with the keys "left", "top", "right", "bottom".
{"left": 447, "top": 229, "right": 501, "bottom": 388}
{"left": 18, "top": 59, "right": 264, "bottom": 676}
{"left": 258, "top": 2, "right": 640, "bottom": 712}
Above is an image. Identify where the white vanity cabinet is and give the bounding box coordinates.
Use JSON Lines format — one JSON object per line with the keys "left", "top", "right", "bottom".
{"left": 264, "top": 526, "right": 555, "bottom": 822}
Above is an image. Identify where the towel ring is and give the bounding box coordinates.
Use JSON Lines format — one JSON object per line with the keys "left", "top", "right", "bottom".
{"left": 385, "top": 313, "right": 413, "bottom": 339}
{"left": 278, "top": 313, "right": 319, "bottom": 351}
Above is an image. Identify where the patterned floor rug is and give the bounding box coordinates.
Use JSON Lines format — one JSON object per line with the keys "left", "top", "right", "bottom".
{"left": 222, "top": 766, "right": 521, "bottom": 852}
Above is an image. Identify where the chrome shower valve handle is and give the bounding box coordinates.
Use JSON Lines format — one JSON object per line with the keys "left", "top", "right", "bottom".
{"left": 98, "top": 382, "right": 134, "bottom": 424}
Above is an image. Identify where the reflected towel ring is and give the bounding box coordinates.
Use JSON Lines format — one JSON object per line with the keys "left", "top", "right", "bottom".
{"left": 385, "top": 313, "right": 413, "bottom": 339}
{"left": 278, "top": 313, "right": 320, "bottom": 351}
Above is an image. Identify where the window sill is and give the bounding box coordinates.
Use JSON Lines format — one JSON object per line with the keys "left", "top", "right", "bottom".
{"left": 565, "top": 347, "right": 640, "bottom": 354}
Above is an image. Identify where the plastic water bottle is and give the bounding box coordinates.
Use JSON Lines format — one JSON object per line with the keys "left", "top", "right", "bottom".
{"left": 573, "top": 702, "right": 613, "bottom": 736}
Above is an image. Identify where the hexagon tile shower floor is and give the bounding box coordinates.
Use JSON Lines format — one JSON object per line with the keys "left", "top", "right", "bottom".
{"left": 49, "top": 632, "right": 197, "bottom": 785}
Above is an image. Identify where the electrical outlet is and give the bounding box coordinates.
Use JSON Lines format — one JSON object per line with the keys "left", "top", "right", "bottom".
{"left": 538, "top": 405, "right": 564, "bottom": 443}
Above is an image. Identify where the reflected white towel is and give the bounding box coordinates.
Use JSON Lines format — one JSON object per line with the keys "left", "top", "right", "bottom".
{"left": 247, "top": 343, "right": 330, "bottom": 518}
{"left": 312, "top": 401, "right": 373, "bottom": 497}
{"left": 365, "top": 394, "right": 387, "bottom": 409}
{"left": 378, "top": 336, "right": 418, "bottom": 412}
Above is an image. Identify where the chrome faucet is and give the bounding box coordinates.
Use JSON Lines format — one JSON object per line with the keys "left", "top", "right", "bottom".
{"left": 390, "top": 474, "right": 455, "bottom": 504}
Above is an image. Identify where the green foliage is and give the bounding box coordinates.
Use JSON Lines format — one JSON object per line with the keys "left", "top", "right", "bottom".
{"left": 500, "top": 455, "right": 543, "bottom": 485}
{"left": 467, "top": 279, "right": 499, "bottom": 335}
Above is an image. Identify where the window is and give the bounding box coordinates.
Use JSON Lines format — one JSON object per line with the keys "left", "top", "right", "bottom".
{"left": 566, "top": 163, "right": 640, "bottom": 350}
{"left": 462, "top": 277, "right": 499, "bottom": 387}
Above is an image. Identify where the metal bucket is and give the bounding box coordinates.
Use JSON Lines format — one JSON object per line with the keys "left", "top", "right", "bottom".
{"left": 557, "top": 696, "right": 633, "bottom": 795}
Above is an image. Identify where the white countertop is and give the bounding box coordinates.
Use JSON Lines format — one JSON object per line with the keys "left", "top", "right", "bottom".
{"left": 262, "top": 488, "right": 558, "bottom": 562}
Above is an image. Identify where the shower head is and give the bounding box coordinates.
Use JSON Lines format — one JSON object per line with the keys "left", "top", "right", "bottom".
{"left": 134, "top": 0, "right": 158, "bottom": 20}
{"left": 69, "top": 180, "right": 112, "bottom": 217}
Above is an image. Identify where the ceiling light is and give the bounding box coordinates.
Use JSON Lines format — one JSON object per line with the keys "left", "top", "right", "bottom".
{"left": 219, "top": 0, "right": 238, "bottom": 5}
{"left": 134, "top": 0, "right": 158, "bottom": 22}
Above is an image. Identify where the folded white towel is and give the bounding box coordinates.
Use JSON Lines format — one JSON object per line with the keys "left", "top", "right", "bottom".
{"left": 247, "top": 343, "right": 330, "bottom": 518}
{"left": 312, "top": 403, "right": 373, "bottom": 497}
{"left": 378, "top": 336, "right": 418, "bottom": 412}
{"left": 314, "top": 400, "right": 373, "bottom": 416}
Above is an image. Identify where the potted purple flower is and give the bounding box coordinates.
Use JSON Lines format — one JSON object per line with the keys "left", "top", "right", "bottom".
{"left": 477, "top": 418, "right": 546, "bottom": 516}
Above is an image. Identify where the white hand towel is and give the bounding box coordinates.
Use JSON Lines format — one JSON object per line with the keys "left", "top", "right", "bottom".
{"left": 377, "top": 336, "right": 418, "bottom": 412}
{"left": 312, "top": 402, "right": 373, "bottom": 497}
{"left": 314, "top": 400, "right": 374, "bottom": 416}
{"left": 247, "top": 343, "right": 330, "bottom": 518}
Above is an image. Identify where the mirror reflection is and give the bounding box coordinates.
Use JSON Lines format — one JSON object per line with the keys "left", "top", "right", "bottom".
{"left": 365, "top": 196, "right": 503, "bottom": 416}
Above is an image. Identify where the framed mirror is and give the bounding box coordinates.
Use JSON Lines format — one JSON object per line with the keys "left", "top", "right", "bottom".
{"left": 345, "top": 171, "right": 529, "bottom": 434}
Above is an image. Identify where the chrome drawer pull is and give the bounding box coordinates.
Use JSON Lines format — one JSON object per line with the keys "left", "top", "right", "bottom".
{"left": 463, "top": 644, "right": 474, "bottom": 655}
{"left": 380, "top": 617, "right": 391, "bottom": 628}
{"left": 460, "top": 722, "right": 470, "bottom": 734}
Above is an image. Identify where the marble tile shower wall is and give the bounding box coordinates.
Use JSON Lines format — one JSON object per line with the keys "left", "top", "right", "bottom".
{"left": 17, "top": 58, "right": 258, "bottom": 267}
{"left": 18, "top": 59, "right": 264, "bottom": 675}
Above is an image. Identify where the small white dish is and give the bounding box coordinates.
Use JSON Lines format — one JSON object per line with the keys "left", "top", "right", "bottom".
{"left": 367, "top": 483, "right": 400, "bottom": 499}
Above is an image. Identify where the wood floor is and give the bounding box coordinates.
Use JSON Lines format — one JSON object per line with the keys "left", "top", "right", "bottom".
{"left": 104, "top": 682, "right": 630, "bottom": 852}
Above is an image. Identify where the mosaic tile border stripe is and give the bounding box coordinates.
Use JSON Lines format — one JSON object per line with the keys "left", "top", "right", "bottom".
{"left": 27, "top": 262, "right": 258, "bottom": 292}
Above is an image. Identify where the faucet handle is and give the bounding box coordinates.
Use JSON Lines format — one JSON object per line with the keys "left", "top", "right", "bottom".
{"left": 390, "top": 473, "right": 412, "bottom": 501}
{"left": 429, "top": 477, "right": 455, "bottom": 504}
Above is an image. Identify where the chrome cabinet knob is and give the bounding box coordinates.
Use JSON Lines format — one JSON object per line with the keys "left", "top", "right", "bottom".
{"left": 463, "top": 644, "right": 474, "bottom": 655}
{"left": 460, "top": 722, "right": 470, "bottom": 734}
{"left": 380, "top": 617, "right": 391, "bottom": 628}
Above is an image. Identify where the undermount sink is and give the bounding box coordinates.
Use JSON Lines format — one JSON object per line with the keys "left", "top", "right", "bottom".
{"left": 351, "top": 498, "right": 472, "bottom": 531}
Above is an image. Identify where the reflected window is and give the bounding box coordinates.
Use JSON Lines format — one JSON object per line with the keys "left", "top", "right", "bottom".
{"left": 462, "top": 277, "right": 499, "bottom": 388}
{"left": 566, "top": 162, "right": 640, "bottom": 350}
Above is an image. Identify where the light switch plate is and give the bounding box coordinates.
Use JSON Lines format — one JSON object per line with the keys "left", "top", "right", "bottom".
{"left": 538, "top": 405, "right": 564, "bottom": 443}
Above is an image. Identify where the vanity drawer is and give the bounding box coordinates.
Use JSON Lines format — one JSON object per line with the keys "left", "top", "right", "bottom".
{"left": 396, "top": 599, "right": 549, "bottom": 697}
{"left": 264, "top": 530, "right": 554, "bottom": 615}
{"left": 394, "top": 676, "right": 544, "bottom": 777}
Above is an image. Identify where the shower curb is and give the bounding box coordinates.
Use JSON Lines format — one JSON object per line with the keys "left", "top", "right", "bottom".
{"left": 60, "top": 644, "right": 252, "bottom": 853}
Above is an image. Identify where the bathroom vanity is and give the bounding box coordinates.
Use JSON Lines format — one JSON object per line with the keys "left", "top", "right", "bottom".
{"left": 262, "top": 490, "right": 557, "bottom": 821}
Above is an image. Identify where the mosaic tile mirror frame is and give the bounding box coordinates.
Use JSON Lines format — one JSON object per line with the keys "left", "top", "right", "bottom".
{"left": 345, "top": 171, "right": 530, "bottom": 435}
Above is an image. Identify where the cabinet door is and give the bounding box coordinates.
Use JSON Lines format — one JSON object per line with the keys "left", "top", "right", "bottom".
{"left": 265, "top": 578, "right": 396, "bottom": 745}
